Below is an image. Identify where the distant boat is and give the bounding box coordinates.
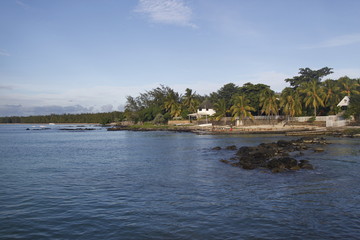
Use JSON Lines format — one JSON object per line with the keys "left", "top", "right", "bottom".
{"left": 49, "top": 123, "right": 56, "bottom": 125}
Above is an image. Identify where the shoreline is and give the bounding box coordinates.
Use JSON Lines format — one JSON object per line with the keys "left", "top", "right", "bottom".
{"left": 107, "top": 124, "right": 360, "bottom": 137}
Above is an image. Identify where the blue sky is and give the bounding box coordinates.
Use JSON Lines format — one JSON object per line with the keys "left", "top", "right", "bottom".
{"left": 1, "top": 0, "right": 360, "bottom": 116}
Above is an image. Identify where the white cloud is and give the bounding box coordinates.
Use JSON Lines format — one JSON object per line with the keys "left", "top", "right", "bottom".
{"left": 0, "top": 49, "right": 10, "bottom": 56}
{"left": 134, "top": 0, "right": 196, "bottom": 28}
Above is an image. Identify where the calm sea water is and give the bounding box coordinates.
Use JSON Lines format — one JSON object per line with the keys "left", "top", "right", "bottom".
{"left": 1, "top": 124, "right": 359, "bottom": 239}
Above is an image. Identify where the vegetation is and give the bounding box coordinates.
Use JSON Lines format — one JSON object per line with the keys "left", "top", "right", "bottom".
{"left": 1, "top": 67, "right": 359, "bottom": 125}
{"left": 345, "top": 93, "right": 360, "bottom": 121}
{"left": 0, "top": 112, "right": 125, "bottom": 124}
{"left": 230, "top": 95, "right": 255, "bottom": 125}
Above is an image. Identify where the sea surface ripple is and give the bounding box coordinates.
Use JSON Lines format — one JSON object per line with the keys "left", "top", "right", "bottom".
{"left": 1, "top": 125, "right": 359, "bottom": 239}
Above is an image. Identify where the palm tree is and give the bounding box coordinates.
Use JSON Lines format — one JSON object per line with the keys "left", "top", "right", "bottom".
{"left": 164, "top": 90, "right": 182, "bottom": 118}
{"left": 213, "top": 98, "right": 229, "bottom": 124}
{"left": 323, "top": 79, "right": 341, "bottom": 114}
{"left": 338, "top": 76, "right": 360, "bottom": 97}
{"left": 230, "top": 95, "right": 255, "bottom": 126}
{"left": 280, "top": 88, "right": 302, "bottom": 120}
{"left": 300, "top": 80, "right": 325, "bottom": 117}
{"left": 182, "top": 88, "right": 199, "bottom": 113}
{"left": 259, "top": 88, "right": 279, "bottom": 121}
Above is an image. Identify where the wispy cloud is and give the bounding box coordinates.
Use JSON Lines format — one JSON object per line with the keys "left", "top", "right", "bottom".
{"left": 306, "top": 33, "right": 360, "bottom": 49}
{"left": 0, "top": 85, "right": 13, "bottom": 90}
{"left": 15, "top": 0, "right": 30, "bottom": 9}
{"left": 0, "top": 49, "right": 10, "bottom": 57}
{"left": 134, "top": 0, "right": 196, "bottom": 28}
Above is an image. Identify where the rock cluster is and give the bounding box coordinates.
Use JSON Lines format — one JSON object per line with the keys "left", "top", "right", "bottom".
{"left": 218, "top": 137, "right": 328, "bottom": 173}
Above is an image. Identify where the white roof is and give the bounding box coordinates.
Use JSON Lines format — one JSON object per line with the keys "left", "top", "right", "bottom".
{"left": 337, "top": 96, "right": 350, "bottom": 107}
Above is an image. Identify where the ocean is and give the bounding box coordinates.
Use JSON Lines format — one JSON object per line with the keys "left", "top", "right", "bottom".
{"left": 1, "top": 124, "right": 359, "bottom": 239}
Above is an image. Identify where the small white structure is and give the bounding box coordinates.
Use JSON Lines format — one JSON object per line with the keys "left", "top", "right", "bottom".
{"left": 337, "top": 96, "right": 350, "bottom": 107}
{"left": 197, "top": 107, "right": 216, "bottom": 117}
{"left": 188, "top": 100, "right": 216, "bottom": 121}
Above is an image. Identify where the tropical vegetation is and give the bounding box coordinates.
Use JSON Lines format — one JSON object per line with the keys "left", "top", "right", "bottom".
{"left": 1, "top": 67, "right": 359, "bottom": 124}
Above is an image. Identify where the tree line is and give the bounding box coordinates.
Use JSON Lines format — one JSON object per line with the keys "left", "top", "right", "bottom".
{"left": 1, "top": 67, "right": 359, "bottom": 124}
{"left": 0, "top": 112, "right": 125, "bottom": 124}
{"left": 124, "top": 67, "right": 360, "bottom": 123}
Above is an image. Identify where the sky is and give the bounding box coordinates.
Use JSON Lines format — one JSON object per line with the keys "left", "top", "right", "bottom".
{"left": 1, "top": 0, "right": 360, "bottom": 116}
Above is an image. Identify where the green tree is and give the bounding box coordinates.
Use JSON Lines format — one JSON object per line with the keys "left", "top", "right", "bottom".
{"left": 259, "top": 88, "right": 279, "bottom": 120}
{"left": 280, "top": 87, "right": 302, "bottom": 119}
{"left": 238, "top": 83, "right": 270, "bottom": 115}
{"left": 338, "top": 76, "right": 360, "bottom": 96}
{"left": 164, "top": 90, "right": 182, "bottom": 118}
{"left": 345, "top": 94, "right": 360, "bottom": 121}
{"left": 323, "top": 79, "right": 341, "bottom": 114}
{"left": 285, "top": 67, "right": 333, "bottom": 89}
{"left": 213, "top": 98, "right": 229, "bottom": 124}
{"left": 230, "top": 95, "right": 255, "bottom": 126}
{"left": 182, "top": 88, "right": 199, "bottom": 113}
{"left": 300, "top": 80, "right": 325, "bottom": 117}
{"left": 209, "top": 83, "right": 240, "bottom": 110}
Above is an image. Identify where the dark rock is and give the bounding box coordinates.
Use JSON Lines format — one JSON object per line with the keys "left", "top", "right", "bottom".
{"left": 212, "top": 146, "right": 222, "bottom": 150}
{"left": 267, "top": 157, "right": 298, "bottom": 170}
{"left": 222, "top": 137, "right": 322, "bottom": 173}
{"left": 236, "top": 146, "right": 252, "bottom": 156}
{"left": 277, "top": 140, "right": 292, "bottom": 147}
{"left": 225, "top": 145, "right": 237, "bottom": 150}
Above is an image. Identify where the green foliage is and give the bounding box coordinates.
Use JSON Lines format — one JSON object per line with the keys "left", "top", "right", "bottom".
{"left": 259, "top": 87, "right": 279, "bottom": 117}
{"left": 230, "top": 95, "right": 255, "bottom": 122}
{"left": 338, "top": 76, "right": 360, "bottom": 96}
{"left": 345, "top": 94, "right": 360, "bottom": 121}
{"left": 213, "top": 99, "right": 229, "bottom": 121}
{"left": 299, "top": 80, "right": 325, "bottom": 116}
{"left": 153, "top": 113, "right": 166, "bottom": 125}
{"left": 280, "top": 87, "right": 302, "bottom": 117}
{"left": 285, "top": 67, "right": 333, "bottom": 88}
{"left": 209, "top": 83, "right": 240, "bottom": 110}
{"left": 0, "top": 112, "right": 125, "bottom": 124}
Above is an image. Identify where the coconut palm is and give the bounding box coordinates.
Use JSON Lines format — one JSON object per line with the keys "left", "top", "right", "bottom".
{"left": 322, "top": 79, "right": 341, "bottom": 114}
{"left": 259, "top": 88, "right": 279, "bottom": 120}
{"left": 280, "top": 88, "right": 302, "bottom": 120}
{"left": 338, "top": 76, "right": 360, "bottom": 97}
{"left": 300, "top": 80, "right": 325, "bottom": 117}
{"left": 182, "top": 88, "right": 199, "bottom": 113}
{"left": 213, "top": 98, "right": 229, "bottom": 124}
{"left": 164, "top": 91, "right": 182, "bottom": 118}
{"left": 230, "top": 95, "right": 255, "bottom": 126}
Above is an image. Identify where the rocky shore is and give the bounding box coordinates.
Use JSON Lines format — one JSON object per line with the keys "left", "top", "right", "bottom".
{"left": 217, "top": 137, "right": 329, "bottom": 173}
{"left": 107, "top": 124, "right": 360, "bottom": 137}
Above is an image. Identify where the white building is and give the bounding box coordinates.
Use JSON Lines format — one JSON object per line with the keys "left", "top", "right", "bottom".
{"left": 188, "top": 100, "right": 216, "bottom": 120}
{"left": 337, "top": 96, "right": 350, "bottom": 108}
